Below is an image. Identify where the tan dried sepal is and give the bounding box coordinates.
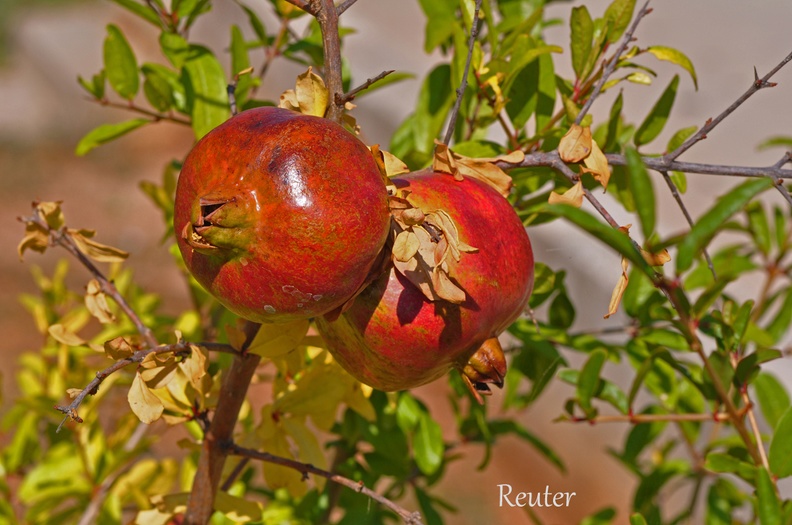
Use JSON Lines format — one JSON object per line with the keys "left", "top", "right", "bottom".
{"left": 392, "top": 230, "right": 420, "bottom": 262}
{"left": 604, "top": 255, "right": 630, "bottom": 319}
{"left": 104, "top": 336, "right": 134, "bottom": 360}
{"left": 642, "top": 248, "right": 671, "bottom": 266}
{"left": 278, "top": 67, "right": 329, "bottom": 117}
{"left": 582, "top": 139, "right": 610, "bottom": 190}
{"left": 128, "top": 372, "right": 164, "bottom": 424}
{"left": 67, "top": 229, "right": 129, "bottom": 263}
{"left": 559, "top": 124, "right": 592, "bottom": 163}
{"left": 548, "top": 181, "right": 584, "bottom": 208}
{"left": 85, "top": 279, "right": 115, "bottom": 324}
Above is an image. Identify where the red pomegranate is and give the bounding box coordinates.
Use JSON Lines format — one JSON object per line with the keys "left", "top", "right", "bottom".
{"left": 174, "top": 107, "right": 391, "bottom": 323}
{"left": 315, "top": 170, "right": 534, "bottom": 391}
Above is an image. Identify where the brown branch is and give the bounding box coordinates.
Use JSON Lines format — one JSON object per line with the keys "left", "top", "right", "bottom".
{"left": 228, "top": 443, "right": 425, "bottom": 525}
{"left": 184, "top": 321, "right": 262, "bottom": 525}
{"left": 314, "top": 0, "right": 345, "bottom": 123}
{"left": 442, "top": 0, "right": 483, "bottom": 145}
{"left": 606, "top": 154, "right": 792, "bottom": 180}
{"left": 54, "top": 342, "right": 192, "bottom": 431}
{"left": 666, "top": 50, "right": 792, "bottom": 161}
{"left": 566, "top": 411, "right": 731, "bottom": 424}
{"left": 95, "top": 98, "right": 191, "bottom": 125}
{"left": 659, "top": 171, "right": 716, "bottom": 279}
{"left": 336, "top": 0, "right": 359, "bottom": 15}
{"left": 574, "top": 1, "right": 653, "bottom": 125}
{"left": 337, "top": 70, "right": 395, "bottom": 104}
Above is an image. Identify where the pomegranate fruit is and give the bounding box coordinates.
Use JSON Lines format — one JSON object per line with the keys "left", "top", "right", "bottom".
{"left": 174, "top": 107, "right": 390, "bottom": 323}
{"left": 315, "top": 170, "right": 534, "bottom": 391}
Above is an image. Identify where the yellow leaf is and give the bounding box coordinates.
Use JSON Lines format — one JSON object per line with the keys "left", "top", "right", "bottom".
{"left": 370, "top": 145, "right": 409, "bottom": 177}
{"left": 278, "top": 89, "right": 299, "bottom": 112}
{"left": 48, "top": 323, "right": 87, "bottom": 346}
{"left": 485, "top": 74, "right": 506, "bottom": 114}
{"left": 179, "top": 344, "right": 208, "bottom": 389}
{"left": 226, "top": 322, "right": 248, "bottom": 351}
{"left": 104, "top": 336, "right": 134, "bottom": 360}
{"left": 247, "top": 319, "right": 310, "bottom": 358}
{"left": 139, "top": 354, "right": 179, "bottom": 389}
{"left": 68, "top": 229, "right": 129, "bottom": 263}
{"left": 548, "top": 181, "right": 584, "bottom": 208}
{"left": 85, "top": 279, "right": 116, "bottom": 324}
{"left": 17, "top": 222, "right": 50, "bottom": 260}
{"left": 559, "top": 124, "right": 592, "bottom": 163}
{"left": 454, "top": 156, "right": 514, "bottom": 197}
{"left": 604, "top": 256, "right": 630, "bottom": 319}
{"left": 432, "top": 141, "right": 459, "bottom": 178}
{"left": 133, "top": 508, "right": 173, "bottom": 525}
{"left": 214, "top": 492, "right": 263, "bottom": 522}
{"left": 582, "top": 139, "right": 610, "bottom": 190}
{"left": 128, "top": 372, "right": 164, "bottom": 424}
{"left": 282, "top": 417, "right": 327, "bottom": 491}
{"left": 289, "top": 67, "right": 329, "bottom": 117}
{"left": 642, "top": 248, "right": 671, "bottom": 266}
{"left": 392, "top": 230, "right": 420, "bottom": 262}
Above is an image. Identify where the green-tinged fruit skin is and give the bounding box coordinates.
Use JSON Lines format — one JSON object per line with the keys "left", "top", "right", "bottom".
{"left": 174, "top": 107, "right": 390, "bottom": 323}
{"left": 316, "top": 170, "right": 534, "bottom": 390}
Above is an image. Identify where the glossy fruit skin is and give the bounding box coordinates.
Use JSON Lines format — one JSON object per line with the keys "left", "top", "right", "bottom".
{"left": 174, "top": 107, "right": 390, "bottom": 323}
{"left": 316, "top": 170, "right": 534, "bottom": 390}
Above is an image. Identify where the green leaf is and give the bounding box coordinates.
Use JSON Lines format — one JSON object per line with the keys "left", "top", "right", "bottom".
{"left": 488, "top": 420, "right": 565, "bottom": 471}
{"left": 754, "top": 372, "right": 791, "bottom": 430}
{"left": 414, "top": 487, "right": 444, "bottom": 525}
{"left": 352, "top": 72, "right": 416, "bottom": 100}
{"left": 577, "top": 349, "right": 608, "bottom": 413}
{"left": 746, "top": 201, "right": 772, "bottom": 255}
{"left": 414, "top": 413, "right": 444, "bottom": 475}
{"left": 629, "top": 513, "right": 648, "bottom": 525}
{"left": 396, "top": 393, "right": 422, "bottom": 433}
{"left": 539, "top": 204, "right": 652, "bottom": 276}
{"left": 77, "top": 70, "right": 106, "bottom": 100}
{"left": 676, "top": 178, "right": 774, "bottom": 273}
{"left": 624, "top": 147, "right": 655, "bottom": 239}
{"left": 604, "top": 91, "right": 623, "bottom": 151}
{"left": 237, "top": 2, "right": 268, "bottom": 44}
{"left": 669, "top": 171, "right": 687, "bottom": 193}
{"left": 756, "top": 467, "right": 782, "bottom": 525}
{"left": 108, "top": 0, "right": 161, "bottom": 27}
{"left": 604, "top": 0, "right": 636, "bottom": 43}
{"left": 142, "top": 66, "right": 173, "bottom": 112}
{"left": 417, "top": 0, "right": 456, "bottom": 52}
{"left": 75, "top": 118, "right": 150, "bottom": 156}
{"left": 773, "top": 206, "right": 787, "bottom": 251}
{"left": 230, "top": 25, "right": 253, "bottom": 104}
{"left": 183, "top": 45, "right": 230, "bottom": 140}
{"left": 646, "top": 46, "right": 698, "bottom": 89}
{"left": 769, "top": 406, "right": 792, "bottom": 478}
{"left": 634, "top": 75, "right": 679, "bottom": 147}
{"left": 758, "top": 136, "right": 792, "bottom": 150}
{"left": 570, "top": 6, "right": 593, "bottom": 79}
{"left": 548, "top": 289, "right": 575, "bottom": 329}
{"left": 160, "top": 32, "right": 190, "bottom": 69}
{"left": 666, "top": 125, "right": 697, "bottom": 153}
{"left": 104, "top": 24, "right": 139, "bottom": 99}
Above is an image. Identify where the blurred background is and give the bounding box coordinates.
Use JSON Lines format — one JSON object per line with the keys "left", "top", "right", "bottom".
{"left": 1, "top": 0, "right": 791, "bottom": 522}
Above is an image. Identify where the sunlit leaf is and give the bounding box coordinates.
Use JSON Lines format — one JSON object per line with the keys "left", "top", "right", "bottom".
{"left": 75, "top": 119, "right": 150, "bottom": 156}
{"left": 646, "top": 46, "right": 698, "bottom": 89}
{"left": 104, "top": 24, "right": 139, "bottom": 99}
{"left": 769, "top": 407, "right": 792, "bottom": 478}
{"left": 634, "top": 75, "right": 679, "bottom": 147}
{"left": 184, "top": 45, "right": 230, "bottom": 139}
{"left": 559, "top": 124, "right": 592, "bottom": 163}
{"left": 128, "top": 372, "right": 164, "bottom": 424}
{"left": 67, "top": 229, "right": 129, "bottom": 262}
{"left": 247, "top": 319, "right": 309, "bottom": 358}
{"left": 548, "top": 181, "right": 584, "bottom": 208}
{"left": 625, "top": 147, "right": 655, "bottom": 239}
{"left": 604, "top": 0, "right": 636, "bottom": 43}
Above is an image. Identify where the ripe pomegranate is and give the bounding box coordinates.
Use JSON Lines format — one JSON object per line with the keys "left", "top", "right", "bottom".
{"left": 316, "top": 170, "right": 534, "bottom": 392}
{"left": 174, "top": 107, "right": 390, "bottom": 323}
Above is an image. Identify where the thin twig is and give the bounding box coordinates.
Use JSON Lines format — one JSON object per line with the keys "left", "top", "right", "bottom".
{"left": 54, "top": 342, "right": 193, "bottom": 431}
{"left": 184, "top": 321, "right": 262, "bottom": 525}
{"left": 566, "top": 411, "right": 731, "bottom": 424}
{"left": 606, "top": 154, "right": 792, "bottom": 180}
{"left": 228, "top": 443, "right": 425, "bottom": 525}
{"left": 220, "top": 457, "right": 250, "bottom": 492}
{"left": 574, "top": 1, "right": 653, "bottom": 125}
{"left": 660, "top": 171, "right": 716, "bottom": 279}
{"left": 336, "top": 0, "right": 359, "bottom": 15}
{"left": 337, "top": 70, "right": 395, "bottom": 104}
{"left": 95, "top": 98, "right": 191, "bottom": 125}
{"left": 666, "top": 50, "right": 792, "bottom": 161}
{"left": 442, "top": 0, "right": 483, "bottom": 145}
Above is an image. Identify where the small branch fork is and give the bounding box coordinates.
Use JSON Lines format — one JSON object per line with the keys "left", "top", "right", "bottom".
{"left": 228, "top": 443, "right": 425, "bottom": 525}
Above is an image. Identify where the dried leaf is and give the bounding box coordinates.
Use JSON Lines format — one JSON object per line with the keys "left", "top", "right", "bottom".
{"left": 393, "top": 230, "right": 421, "bottom": 262}
{"left": 247, "top": 319, "right": 310, "bottom": 358}
{"left": 370, "top": 144, "right": 409, "bottom": 177}
{"left": 18, "top": 222, "right": 50, "bottom": 260}
{"left": 128, "top": 372, "right": 164, "bottom": 424}
{"left": 66, "top": 388, "right": 83, "bottom": 399}
{"left": 226, "top": 322, "right": 248, "bottom": 351}
{"left": 48, "top": 324, "right": 87, "bottom": 346}
{"left": 433, "top": 141, "right": 460, "bottom": 178}
{"left": 642, "top": 248, "right": 671, "bottom": 266}
{"left": 454, "top": 156, "right": 514, "bottom": 197}
{"left": 559, "top": 124, "right": 592, "bottom": 163}
{"left": 68, "top": 229, "right": 129, "bottom": 263}
{"left": 582, "top": 139, "right": 611, "bottom": 190}
{"left": 104, "top": 336, "right": 135, "bottom": 360}
{"left": 140, "top": 354, "right": 179, "bottom": 389}
{"left": 179, "top": 345, "right": 208, "bottom": 389}
{"left": 432, "top": 267, "right": 466, "bottom": 304}
{"left": 36, "top": 201, "right": 65, "bottom": 230}
{"left": 548, "top": 181, "right": 585, "bottom": 208}
{"left": 295, "top": 68, "right": 328, "bottom": 116}
{"left": 85, "top": 279, "right": 116, "bottom": 323}
{"left": 604, "top": 256, "right": 630, "bottom": 319}
{"left": 401, "top": 207, "right": 425, "bottom": 226}
{"left": 484, "top": 74, "right": 506, "bottom": 114}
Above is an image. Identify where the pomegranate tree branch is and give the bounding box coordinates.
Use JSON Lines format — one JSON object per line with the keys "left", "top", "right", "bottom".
{"left": 280, "top": 0, "right": 316, "bottom": 15}
{"left": 566, "top": 412, "right": 731, "bottom": 424}
{"left": 666, "top": 49, "right": 792, "bottom": 161}
{"left": 95, "top": 98, "right": 191, "bottom": 125}
{"left": 184, "top": 321, "right": 262, "bottom": 525}
{"left": 442, "top": 0, "right": 483, "bottom": 145}
{"left": 338, "top": 70, "right": 395, "bottom": 104}
{"left": 228, "top": 443, "right": 425, "bottom": 525}
{"left": 54, "top": 342, "right": 193, "bottom": 431}
{"left": 574, "top": 0, "right": 653, "bottom": 125}
{"left": 313, "top": 0, "right": 345, "bottom": 123}
{"left": 336, "top": 0, "right": 359, "bottom": 16}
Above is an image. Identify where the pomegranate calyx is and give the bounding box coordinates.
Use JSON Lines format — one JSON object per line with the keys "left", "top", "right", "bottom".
{"left": 460, "top": 337, "right": 508, "bottom": 404}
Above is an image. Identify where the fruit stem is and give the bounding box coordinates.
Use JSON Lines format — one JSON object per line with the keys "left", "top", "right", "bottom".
{"left": 314, "top": 0, "right": 345, "bottom": 123}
